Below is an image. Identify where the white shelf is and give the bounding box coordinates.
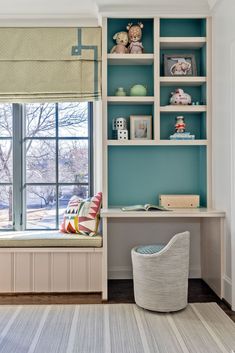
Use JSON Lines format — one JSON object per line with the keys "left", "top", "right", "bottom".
{"left": 101, "top": 208, "right": 225, "bottom": 218}
{"left": 160, "top": 105, "right": 207, "bottom": 113}
{"left": 107, "top": 140, "right": 208, "bottom": 146}
{"left": 160, "top": 140, "right": 208, "bottom": 146}
{"left": 160, "top": 77, "right": 206, "bottom": 86}
{"left": 160, "top": 37, "right": 206, "bottom": 49}
{"left": 107, "top": 54, "right": 154, "bottom": 65}
{"left": 107, "top": 96, "right": 154, "bottom": 105}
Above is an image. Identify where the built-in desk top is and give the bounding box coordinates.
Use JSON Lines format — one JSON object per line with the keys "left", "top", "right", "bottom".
{"left": 101, "top": 208, "right": 226, "bottom": 218}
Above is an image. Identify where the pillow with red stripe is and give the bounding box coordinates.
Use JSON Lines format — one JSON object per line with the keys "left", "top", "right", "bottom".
{"left": 60, "top": 192, "right": 102, "bottom": 236}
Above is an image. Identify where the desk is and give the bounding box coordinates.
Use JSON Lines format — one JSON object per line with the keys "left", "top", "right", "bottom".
{"left": 100, "top": 208, "right": 226, "bottom": 301}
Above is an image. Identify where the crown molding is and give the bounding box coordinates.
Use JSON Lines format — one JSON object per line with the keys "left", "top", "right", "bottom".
{"left": 0, "top": 14, "right": 99, "bottom": 27}
{"left": 98, "top": 4, "right": 211, "bottom": 17}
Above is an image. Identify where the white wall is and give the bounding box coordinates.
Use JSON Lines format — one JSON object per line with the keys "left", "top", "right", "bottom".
{"left": 212, "top": 0, "right": 235, "bottom": 308}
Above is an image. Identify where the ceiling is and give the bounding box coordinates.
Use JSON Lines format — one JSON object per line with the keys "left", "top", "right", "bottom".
{"left": 0, "top": 0, "right": 220, "bottom": 20}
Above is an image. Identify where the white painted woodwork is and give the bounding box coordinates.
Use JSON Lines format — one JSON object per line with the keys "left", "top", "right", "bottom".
{"left": 160, "top": 105, "right": 207, "bottom": 112}
{"left": 160, "top": 37, "right": 206, "bottom": 49}
{"left": 0, "top": 249, "right": 103, "bottom": 293}
{"left": 107, "top": 53, "right": 154, "bottom": 65}
{"left": 106, "top": 140, "right": 208, "bottom": 146}
{"left": 107, "top": 96, "right": 154, "bottom": 105}
{"left": 160, "top": 76, "right": 207, "bottom": 86}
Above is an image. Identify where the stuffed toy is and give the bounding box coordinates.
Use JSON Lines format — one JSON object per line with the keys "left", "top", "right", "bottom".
{"left": 126, "top": 22, "right": 144, "bottom": 54}
{"left": 110, "top": 31, "right": 129, "bottom": 54}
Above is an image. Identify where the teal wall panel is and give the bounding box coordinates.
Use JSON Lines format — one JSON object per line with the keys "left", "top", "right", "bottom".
{"left": 160, "top": 49, "right": 206, "bottom": 77}
{"left": 108, "top": 146, "right": 207, "bottom": 206}
{"left": 108, "top": 104, "right": 154, "bottom": 139}
{"left": 160, "top": 113, "right": 207, "bottom": 140}
{"left": 160, "top": 19, "right": 206, "bottom": 37}
{"left": 107, "top": 18, "right": 154, "bottom": 53}
{"left": 108, "top": 65, "right": 154, "bottom": 96}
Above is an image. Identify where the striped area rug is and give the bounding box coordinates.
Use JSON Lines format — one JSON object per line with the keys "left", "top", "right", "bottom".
{"left": 0, "top": 303, "right": 234, "bottom": 353}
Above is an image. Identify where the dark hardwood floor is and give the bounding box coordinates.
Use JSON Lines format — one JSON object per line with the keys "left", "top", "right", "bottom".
{"left": 0, "top": 279, "right": 234, "bottom": 322}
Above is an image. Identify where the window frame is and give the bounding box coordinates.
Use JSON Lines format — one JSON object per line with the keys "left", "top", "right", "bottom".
{"left": 3, "top": 102, "right": 93, "bottom": 231}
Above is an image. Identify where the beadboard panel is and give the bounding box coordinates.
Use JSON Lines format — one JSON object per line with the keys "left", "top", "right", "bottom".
{"left": 0, "top": 249, "right": 102, "bottom": 293}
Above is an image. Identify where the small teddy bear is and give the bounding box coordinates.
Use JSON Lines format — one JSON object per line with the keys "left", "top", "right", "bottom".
{"left": 126, "top": 22, "right": 144, "bottom": 54}
{"left": 110, "top": 31, "right": 129, "bottom": 54}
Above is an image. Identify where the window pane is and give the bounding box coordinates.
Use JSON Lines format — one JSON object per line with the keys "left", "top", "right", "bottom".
{"left": 58, "top": 102, "right": 88, "bottom": 137}
{"left": 26, "top": 140, "right": 56, "bottom": 183}
{"left": 26, "top": 186, "right": 56, "bottom": 229}
{"left": 26, "top": 103, "right": 56, "bottom": 137}
{"left": 59, "top": 185, "right": 89, "bottom": 223}
{"left": 0, "top": 104, "right": 12, "bottom": 137}
{"left": 0, "top": 140, "right": 13, "bottom": 183}
{"left": 0, "top": 185, "right": 13, "bottom": 229}
{"left": 59, "top": 140, "right": 88, "bottom": 183}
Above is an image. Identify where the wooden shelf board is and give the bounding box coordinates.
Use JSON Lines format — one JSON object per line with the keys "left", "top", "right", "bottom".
{"left": 107, "top": 140, "right": 208, "bottom": 146}
{"left": 107, "top": 54, "right": 154, "bottom": 65}
{"left": 160, "top": 105, "right": 207, "bottom": 113}
{"left": 160, "top": 37, "right": 206, "bottom": 49}
{"left": 160, "top": 140, "right": 208, "bottom": 146}
{"left": 107, "top": 96, "right": 154, "bottom": 105}
{"left": 160, "top": 77, "right": 206, "bottom": 86}
{"left": 101, "top": 208, "right": 225, "bottom": 218}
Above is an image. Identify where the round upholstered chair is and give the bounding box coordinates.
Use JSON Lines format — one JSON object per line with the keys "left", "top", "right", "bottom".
{"left": 131, "top": 231, "right": 190, "bottom": 312}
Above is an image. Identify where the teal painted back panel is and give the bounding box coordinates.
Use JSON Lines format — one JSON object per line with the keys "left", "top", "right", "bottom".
{"left": 108, "top": 65, "right": 154, "bottom": 96}
{"left": 108, "top": 104, "right": 154, "bottom": 139}
{"left": 160, "top": 85, "right": 206, "bottom": 106}
{"left": 160, "top": 113, "right": 207, "bottom": 140}
{"left": 107, "top": 18, "right": 154, "bottom": 53}
{"left": 108, "top": 146, "right": 207, "bottom": 206}
{"left": 160, "top": 49, "right": 206, "bottom": 77}
{"left": 160, "top": 19, "right": 206, "bottom": 37}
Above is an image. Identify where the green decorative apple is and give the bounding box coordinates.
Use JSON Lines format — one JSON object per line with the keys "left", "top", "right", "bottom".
{"left": 130, "top": 84, "right": 147, "bottom": 96}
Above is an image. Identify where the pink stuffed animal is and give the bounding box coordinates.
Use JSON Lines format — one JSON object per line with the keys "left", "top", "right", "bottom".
{"left": 126, "top": 22, "right": 144, "bottom": 54}
{"left": 110, "top": 31, "right": 129, "bottom": 54}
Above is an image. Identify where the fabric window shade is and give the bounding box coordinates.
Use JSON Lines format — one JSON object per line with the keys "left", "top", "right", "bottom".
{"left": 0, "top": 27, "right": 101, "bottom": 102}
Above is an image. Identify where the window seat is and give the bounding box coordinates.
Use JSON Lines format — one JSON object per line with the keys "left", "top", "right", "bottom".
{"left": 0, "top": 230, "right": 105, "bottom": 296}
{"left": 0, "top": 231, "right": 102, "bottom": 248}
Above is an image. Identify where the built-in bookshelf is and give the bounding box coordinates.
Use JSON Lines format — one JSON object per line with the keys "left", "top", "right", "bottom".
{"left": 102, "top": 16, "right": 211, "bottom": 208}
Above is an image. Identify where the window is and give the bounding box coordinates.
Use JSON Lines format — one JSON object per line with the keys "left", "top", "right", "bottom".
{"left": 0, "top": 102, "right": 93, "bottom": 231}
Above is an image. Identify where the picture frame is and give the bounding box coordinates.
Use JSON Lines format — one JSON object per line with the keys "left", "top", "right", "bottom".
{"left": 163, "top": 54, "right": 197, "bottom": 76}
{"left": 130, "top": 115, "right": 152, "bottom": 140}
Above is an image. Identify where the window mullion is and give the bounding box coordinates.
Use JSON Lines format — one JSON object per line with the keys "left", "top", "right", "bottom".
{"left": 12, "top": 104, "right": 24, "bottom": 231}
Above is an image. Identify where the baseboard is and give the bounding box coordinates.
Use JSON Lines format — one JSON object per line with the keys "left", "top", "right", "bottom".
{"left": 108, "top": 266, "right": 201, "bottom": 280}
{"left": 223, "top": 275, "right": 232, "bottom": 305}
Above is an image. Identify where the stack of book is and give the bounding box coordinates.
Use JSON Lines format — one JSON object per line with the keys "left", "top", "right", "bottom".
{"left": 170, "top": 132, "right": 195, "bottom": 140}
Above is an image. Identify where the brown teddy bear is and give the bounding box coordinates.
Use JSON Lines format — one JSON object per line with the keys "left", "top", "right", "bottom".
{"left": 126, "top": 22, "right": 144, "bottom": 54}
{"left": 110, "top": 31, "right": 129, "bottom": 54}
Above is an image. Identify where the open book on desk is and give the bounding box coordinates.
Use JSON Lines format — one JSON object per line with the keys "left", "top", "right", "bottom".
{"left": 121, "top": 204, "right": 171, "bottom": 212}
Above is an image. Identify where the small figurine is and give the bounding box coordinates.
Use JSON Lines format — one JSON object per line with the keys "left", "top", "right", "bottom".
{"left": 175, "top": 116, "right": 186, "bottom": 133}
{"left": 126, "top": 22, "right": 144, "bottom": 54}
{"left": 170, "top": 88, "right": 192, "bottom": 105}
{"left": 110, "top": 31, "right": 129, "bottom": 54}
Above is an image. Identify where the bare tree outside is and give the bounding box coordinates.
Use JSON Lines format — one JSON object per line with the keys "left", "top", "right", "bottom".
{"left": 0, "top": 102, "right": 90, "bottom": 229}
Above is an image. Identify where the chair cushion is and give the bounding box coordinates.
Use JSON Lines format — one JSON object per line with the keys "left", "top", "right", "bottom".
{"left": 60, "top": 192, "right": 102, "bottom": 236}
{"left": 0, "top": 231, "right": 102, "bottom": 248}
{"left": 136, "top": 244, "right": 165, "bottom": 254}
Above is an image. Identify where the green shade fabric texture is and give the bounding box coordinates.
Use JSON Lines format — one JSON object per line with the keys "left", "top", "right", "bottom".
{"left": 0, "top": 27, "right": 102, "bottom": 102}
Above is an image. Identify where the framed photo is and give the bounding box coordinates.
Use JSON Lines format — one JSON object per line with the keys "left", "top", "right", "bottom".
{"left": 130, "top": 115, "right": 152, "bottom": 140}
{"left": 164, "top": 54, "right": 197, "bottom": 76}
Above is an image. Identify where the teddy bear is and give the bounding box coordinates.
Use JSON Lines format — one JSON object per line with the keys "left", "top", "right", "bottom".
{"left": 110, "top": 31, "right": 129, "bottom": 54}
{"left": 126, "top": 22, "right": 144, "bottom": 54}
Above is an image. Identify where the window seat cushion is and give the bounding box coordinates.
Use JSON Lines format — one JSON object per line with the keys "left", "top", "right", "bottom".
{"left": 0, "top": 231, "right": 102, "bottom": 248}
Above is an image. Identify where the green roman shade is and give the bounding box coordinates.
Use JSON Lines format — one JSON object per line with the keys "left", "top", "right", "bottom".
{"left": 0, "top": 27, "right": 101, "bottom": 102}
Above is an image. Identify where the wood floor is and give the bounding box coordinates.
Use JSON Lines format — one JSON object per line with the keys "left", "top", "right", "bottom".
{"left": 0, "top": 279, "right": 234, "bottom": 322}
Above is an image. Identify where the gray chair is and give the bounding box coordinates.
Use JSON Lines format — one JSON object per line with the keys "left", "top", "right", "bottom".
{"left": 131, "top": 231, "right": 190, "bottom": 312}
